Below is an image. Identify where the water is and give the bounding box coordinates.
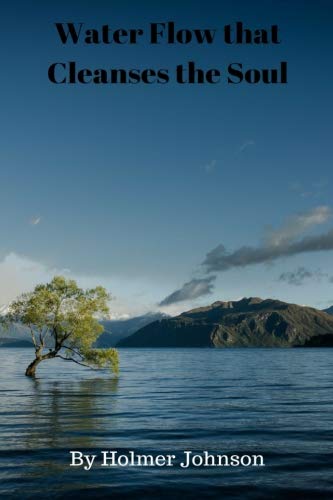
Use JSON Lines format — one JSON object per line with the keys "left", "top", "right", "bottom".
{"left": 0, "top": 348, "right": 333, "bottom": 499}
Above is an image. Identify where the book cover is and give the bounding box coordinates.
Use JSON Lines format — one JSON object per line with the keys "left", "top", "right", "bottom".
{"left": 1, "top": 1, "right": 333, "bottom": 498}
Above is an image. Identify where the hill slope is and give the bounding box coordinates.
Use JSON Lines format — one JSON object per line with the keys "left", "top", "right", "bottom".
{"left": 96, "top": 312, "right": 169, "bottom": 347}
{"left": 118, "top": 298, "right": 333, "bottom": 348}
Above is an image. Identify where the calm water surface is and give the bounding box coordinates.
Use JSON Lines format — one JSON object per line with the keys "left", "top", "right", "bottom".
{"left": 0, "top": 348, "right": 333, "bottom": 499}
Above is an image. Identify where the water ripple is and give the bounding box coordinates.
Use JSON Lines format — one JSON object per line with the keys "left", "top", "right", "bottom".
{"left": 0, "top": 347, "right": 333, "bottom": 498}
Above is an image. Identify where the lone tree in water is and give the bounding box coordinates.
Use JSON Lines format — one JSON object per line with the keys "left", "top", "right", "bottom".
{"left": 5, "top": 276, "right": 119, "bottom": 378}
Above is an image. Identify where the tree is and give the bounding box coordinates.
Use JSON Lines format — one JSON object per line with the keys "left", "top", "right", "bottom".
{"left": 5, "top": 276, "right": 119, "bottom": 378}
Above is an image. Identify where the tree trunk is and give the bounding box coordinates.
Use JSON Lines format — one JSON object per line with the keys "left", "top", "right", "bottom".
{"left": 25, "top": 357, "right": 43, "bottom": 377}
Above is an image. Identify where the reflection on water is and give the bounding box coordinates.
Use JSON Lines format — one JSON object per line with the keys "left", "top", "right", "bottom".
{"left": 26, "top": 378, "right": 119, "bottom": 449}
{"left": 0, "top": 348, "right": 333, "bottom": 498}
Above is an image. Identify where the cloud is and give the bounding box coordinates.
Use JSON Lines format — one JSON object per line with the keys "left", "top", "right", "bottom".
{"left": 289, "top": 180, "right": 328, "bottom": 199}
{"left": 159, "top": 276, "right": 216, "bottom": 306}
{"left": 0, "top": 253, "right": 68, "bottom": 306}
{"left": 29, "top": 216, "right": 41, "bottom": 226}
{"left": 264, "top": 206, "right": 331, "bottom": 247}
{"left": 203, "top": 229, "right": 333, "bottom": 272}
{"left": 240, "top": 140, "right": 255, "bottom": 152}
{"left": 159, "top": 206, "right": 333, "bottom": 309}
{"left": 203, "top": 159, "right": 217, "bottom": 173}
{"left": 0, "top": 253, "right": 172, "bottom": 318}
{"left": 278, "top": 267, "right": 328, "bottom": 286}
{"left": 203, "top": 206, "right": 333, "bottom": 273}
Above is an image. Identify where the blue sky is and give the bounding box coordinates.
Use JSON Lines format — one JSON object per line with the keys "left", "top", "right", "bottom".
{"left": 1, "top": 0, "right": 333, "bottom": 315}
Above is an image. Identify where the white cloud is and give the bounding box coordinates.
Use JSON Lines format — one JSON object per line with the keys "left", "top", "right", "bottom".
{"left": 240, "top": 140, "right": 255, "bottom": 152}
{"left": 265, "top": 206, "right": 331, "bottom": 247}
{"left": 0, "top": 253, "right": 69, "bottom": 306}
{"left": 203, "top": 159, "right": 217, "bottom": 173}
{"left": 203, "top": 206, "right": 333, "bottom": 273}
{"left": 0, "top": 252, "right": 162, "bottom": 318}
{"left": 289, "top": 179, "right": 328, "bottom": 199}
{"left": 29, "top": 216, "right": 41, "bottom": 226}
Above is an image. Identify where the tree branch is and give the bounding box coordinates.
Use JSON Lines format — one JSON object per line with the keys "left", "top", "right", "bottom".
{"left": 41, "top": 326, "right": 50, "bottom": 343}
{"left": 62, "top": 345, "right": 84, "bottom": 359}
{"left": 55, "top": 355, "right": 97, "bottom": 370}
{"left": 28, "top": 326, "right": 37, "bottom": 348}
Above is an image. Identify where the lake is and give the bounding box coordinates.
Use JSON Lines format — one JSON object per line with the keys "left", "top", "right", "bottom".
{"left": 0, "top": 348, "right": 333, "bottom": 498}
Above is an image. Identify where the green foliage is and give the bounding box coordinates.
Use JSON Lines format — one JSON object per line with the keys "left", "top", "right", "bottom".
{"left": 7, "top": 276, "right": 119, "bottom": 376}
{"left": 81, "top": 348, "right": 119, "bottom": 375}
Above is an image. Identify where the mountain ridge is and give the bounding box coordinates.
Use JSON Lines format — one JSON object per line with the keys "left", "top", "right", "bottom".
{"left": 118, "top": 297, "right": 333, "bottom": 348}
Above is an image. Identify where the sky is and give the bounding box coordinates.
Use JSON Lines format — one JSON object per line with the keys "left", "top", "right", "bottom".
{"left": 1, "top": 0, "right": 333, "bottom": 316}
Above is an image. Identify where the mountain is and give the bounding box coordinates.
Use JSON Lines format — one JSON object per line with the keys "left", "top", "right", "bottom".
{"left": 323, "top": 306, "right": 333, "bottom": 315}
{"left": 0, "top": 303, "right": 32, "bottom": 347}
{"left": 0, "top": 322, "right": 35, "bottom": 347}
{"left": 95, "top": 312, "right": 170, "bottom": 347}
{"left": 118, "top": 297, "right": 333, "bottom": 348}
{"left": 0, "top": 337, "right": 33, "bottom": 348}
{"left": 0, "top": 322, "right": 30, "bottom": 341}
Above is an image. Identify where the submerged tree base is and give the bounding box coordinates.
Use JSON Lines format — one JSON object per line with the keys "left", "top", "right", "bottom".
{"left": 24, "top": 347, "right": 119, "bottom": 378}
{"left": 25, "top": 358, "right": 42, "bottom": 377}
